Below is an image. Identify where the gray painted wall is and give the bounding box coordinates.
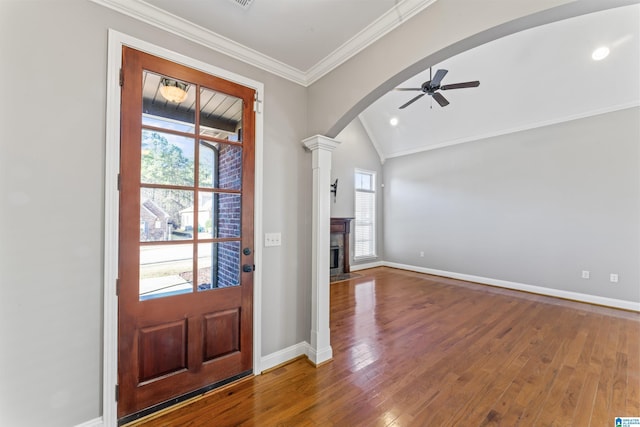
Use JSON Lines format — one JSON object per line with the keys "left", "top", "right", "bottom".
{"left": 0, "top": 1, "right": 310, "bottom": 425}
{"left": 332, "top": 118, "right": 384, "bottom": 265}
{"left": 383, "top": 107, "right": 640, "bottom": 303}
{"left": 1, "top": 0, "right": 637, "bottom": 426}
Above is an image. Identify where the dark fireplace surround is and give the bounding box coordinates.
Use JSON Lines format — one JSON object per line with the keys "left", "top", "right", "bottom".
{"left": 330, "top": 217, "right": 353, "bottom": 277}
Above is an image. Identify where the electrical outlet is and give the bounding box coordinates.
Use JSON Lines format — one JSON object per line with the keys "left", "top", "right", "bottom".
{"left": 420, "top": 251, "right": 424, "bottom": 257}
{"left": 610, "top": 273, "right": 619, "bottom": 283}
{"left": 581, "top": 270, "right": 590, "bottom": 279}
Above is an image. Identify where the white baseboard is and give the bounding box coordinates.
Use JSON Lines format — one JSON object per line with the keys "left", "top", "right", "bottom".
{"left": 75, "top": 417, "right": 103, "bottom": 427}
{"left": 307, "top": 344, "right": 333, "bottom": 366}
{"left": 260, "top": 341, "right": 311, "bottom": 372}
{"left": 77, "top": 344, "right": 312, "bottom": 427}
{"left": 350, "top": 260, "right": 384, "bottom": 271}
{"left": 77, "top": 260, "right": 637, "bottom": 427}
{"left": 260, "top": 340, "right": 335, "bottom": 371}
{"left": 384, "top": 261, "right": 640, "bottom": 312}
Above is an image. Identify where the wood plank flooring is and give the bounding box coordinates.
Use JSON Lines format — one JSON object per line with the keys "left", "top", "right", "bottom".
{"left": 128, "top": 267, "right": 640, "bottom": 426}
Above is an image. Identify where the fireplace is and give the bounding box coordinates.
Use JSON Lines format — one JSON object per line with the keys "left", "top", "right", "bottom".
{"left": 330, "top": 217, "right": 353, "bottom": 277}
{"left": 330, "top": 246, "right": 339, "bottom": 269}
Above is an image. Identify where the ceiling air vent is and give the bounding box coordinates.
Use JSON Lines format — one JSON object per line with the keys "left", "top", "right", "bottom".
{"left": 228, "top": 0, "right": 254, "bottom": 10}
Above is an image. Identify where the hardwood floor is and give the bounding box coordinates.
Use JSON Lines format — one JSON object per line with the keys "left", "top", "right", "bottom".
{"left": 128, "top": 267, "right": 640, "bottom": 426}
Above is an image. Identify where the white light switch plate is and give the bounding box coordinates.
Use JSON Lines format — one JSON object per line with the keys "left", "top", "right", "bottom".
{"left": 265, "top": 232, "right": 281, "bottom": 247}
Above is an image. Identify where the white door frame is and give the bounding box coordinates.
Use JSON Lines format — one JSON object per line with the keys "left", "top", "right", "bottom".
{"left": 103, "top": 29, "right": 264, "bottom": 426}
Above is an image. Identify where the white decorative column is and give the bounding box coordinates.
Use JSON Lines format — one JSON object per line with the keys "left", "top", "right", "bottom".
{"left": 303, "top": 135, "right": 340, "bottom": 366}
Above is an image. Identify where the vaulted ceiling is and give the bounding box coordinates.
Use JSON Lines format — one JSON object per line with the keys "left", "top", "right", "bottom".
{"left": 360, "top": 4, "right": 640, "bottom": 160}
{"left": 95, "top": 0, "right": 639, "bottom": 159}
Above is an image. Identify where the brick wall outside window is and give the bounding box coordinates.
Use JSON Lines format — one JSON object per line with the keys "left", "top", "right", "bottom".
{"left": 217, "top": 143, "right": 242, "bottom": 287}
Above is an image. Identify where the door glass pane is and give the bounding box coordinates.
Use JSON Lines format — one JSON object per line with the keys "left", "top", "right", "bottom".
{"left": 197, "top": 192, "right": 214, "bottom": 239}
{"left": 141, "top": 130, "right": 195, "bottom": 186}
{"left": 199, "top": 141, "right": 217, "bottom": 188}
{"left": 142, "top": 71, "right": 196, "bottom": 133}
{"left": 200, "top": 87, "right": 243, "bottom": 142}
{"left": 197, "top": 241, "right": 241, "bottom": 291}
{"left": 218, "top": 144, "right": 242, "bottom": 190}
{"left": 218, "top": 193, "right": 242, "bottom": 238}
{"left": 140, "top": 243, "right": 193, "bottom": 300}
{"left": 199, "top": 192, "right": 241, "bottom": 238}
{"left": 199, "top": 141, "right": 242, "bottom": 190}
{"left": 140, "top": 188, "right": 194, "bottom": 242}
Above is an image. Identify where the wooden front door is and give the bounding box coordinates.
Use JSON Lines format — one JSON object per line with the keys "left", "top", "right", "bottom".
{"left": 118, "top": 47, "right": 255, "bottom": 421}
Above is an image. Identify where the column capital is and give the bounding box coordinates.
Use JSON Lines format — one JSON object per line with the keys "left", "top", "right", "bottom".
{"left": 302, "top": 135, "right": 341, "bottom": 152}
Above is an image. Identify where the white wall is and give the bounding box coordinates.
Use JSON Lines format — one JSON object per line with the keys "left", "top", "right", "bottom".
{"left": 332, "top": 118, "right": 384, "bottom": 265}
{"left": 0, "top": 1, "right": 310, "bottom": 425}
{"left": 383, "top": 108, "right": 640, "bottom": 303}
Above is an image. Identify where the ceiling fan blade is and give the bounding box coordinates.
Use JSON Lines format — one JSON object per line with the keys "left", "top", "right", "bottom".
{"left": 394, "top": 87, "right": 423, "bottom": 91}
{"left": 399, "top": 93, "right": 426, "bottom": 109}
{"left": 430, "top": 69, "right": 448, "bottom": 87}
{"left": 432, "top": 91, "right": 450, "bottom": 107}
{"left": 440, "top": 81, "right": 480, "bottom": 90}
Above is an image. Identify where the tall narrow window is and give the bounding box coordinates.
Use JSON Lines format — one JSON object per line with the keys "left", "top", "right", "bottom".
{"left": 354, "top": 169, "right": 376, "bottom": 259}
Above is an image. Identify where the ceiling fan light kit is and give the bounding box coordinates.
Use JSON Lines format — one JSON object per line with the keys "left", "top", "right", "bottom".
{"left": 396, "top": 68, "right": 480, "bottom": 109}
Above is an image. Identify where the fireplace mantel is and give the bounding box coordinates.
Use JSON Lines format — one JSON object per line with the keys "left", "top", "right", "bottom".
{"left": 330, "top": 217, "right": 353, "bottom": 274}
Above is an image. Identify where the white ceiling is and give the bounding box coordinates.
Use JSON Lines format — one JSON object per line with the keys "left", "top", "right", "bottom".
{"left": 144, "top": 0, "right": 400, "bottom": 72}
{"left": 100, "top": 0, "right": 436, "bottom": 84}
{"left": 95, "top": 0, "right": 639, "bottom": 160}
{"left": 359, "top": 3, "right": 640, "bottom": 160}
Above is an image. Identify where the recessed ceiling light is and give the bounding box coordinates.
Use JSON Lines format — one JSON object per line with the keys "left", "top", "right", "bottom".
{"left": 592, "top": 46, "right": 610, "bottom": 61}
{"left": 390, "top": 117, "right": 399, "bottom": 126}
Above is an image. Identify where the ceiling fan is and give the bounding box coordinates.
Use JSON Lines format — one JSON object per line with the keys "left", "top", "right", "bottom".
{"left": 396, "top": 68, "right": 480, "bottom": 109}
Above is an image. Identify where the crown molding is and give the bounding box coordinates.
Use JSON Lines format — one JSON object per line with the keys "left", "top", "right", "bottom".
{"left": 89, "top": 0, "right": 438, "bottom": 87}
{"left": 385, "top": 102, "right": 640, "bottom": 160}
{"left": 89, "top": 0, "right": 307, "bottom": 85}
{"left": 305, "top": 0, "right": 438, "bottom": 85}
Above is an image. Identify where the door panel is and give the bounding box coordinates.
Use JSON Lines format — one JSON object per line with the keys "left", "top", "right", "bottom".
{"left": 203, "top": 309, "right": 241, "bottom": 360}
{"left": 137, "top": 320, "right": 188, "bottom": 383}
{"left": 118, "top": 47, "right": 255, "bottom": 420}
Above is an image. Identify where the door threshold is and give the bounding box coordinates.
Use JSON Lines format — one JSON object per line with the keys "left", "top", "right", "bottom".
{"left": 119, "top": 370, "right": 253, "bottom": 426}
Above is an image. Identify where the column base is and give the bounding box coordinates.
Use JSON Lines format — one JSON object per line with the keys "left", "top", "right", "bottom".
{"left": 307, "top": 344, "right": 333, "bottom": 366}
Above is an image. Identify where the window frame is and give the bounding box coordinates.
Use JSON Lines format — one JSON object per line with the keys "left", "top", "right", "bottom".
{"left": 354, "top": 168, "right": 377, "bottom": 260}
